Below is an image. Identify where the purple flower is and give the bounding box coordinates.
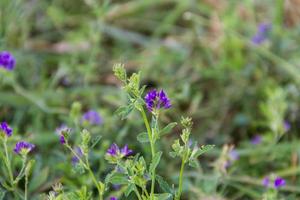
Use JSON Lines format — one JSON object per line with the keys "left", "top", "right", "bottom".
{"left": 55, "top": 124, "right": 70, "bottom": 135}
{"left": 107, "top": 143, "right": 119, "bottom": 156}
{"left": 274, "top": 177, "right": 286, "bottom": 189}
{"left": 60, "top": 135, "right": 66, "bottom": 144}
{"left": 251, "top": 135, "right": 262, "bottom": 145}
{"left": 14, "top": 141, "right": 35, "bottom": 154}
{"left": 229, "top": 150, "right": 239, "bottom": 161}
{"left": 110, "top": 197, "right": 118, "bottom": 200}
{"left": 0, "top": 122, "right": 12, "bottom": 137}
{"left": 121, "top": 144, "right": 133, "bottom": 157}
{"left": 0, "top": 51, "right": 16, "bottom": 70}
{"left": 251, "top": 23, "right": 271, "bottom": 45}
{"left": 71, "top": 147, "right": 83, "bottom": 165}
{"left": 81, "top": 110, "right": 103, "bottom": 125}
{"left": 144, "top": 89, "right": 171, "bottom": 112}
{"left": 283, "top": 121, "right": 291, "bottom": 132}
{"left": 106, "top": 143, "right": 133, "bottom": 158}
{"left": 262, "top": 177, "right": 270, "bottom": 187}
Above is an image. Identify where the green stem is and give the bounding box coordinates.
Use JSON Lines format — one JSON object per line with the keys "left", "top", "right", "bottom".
{"left": 2, "top": 138, "right": 14, "bottom": 185}
{"left": 176, "top": 158, "right": 185, "bottom": 200}
{"left": 134, "top": 186, "right": 143, "bottom": 200}
{"left": 87, "top": 167, "right": 103, "bottom": 200}
{"left": 24, "top": 172, "right": 28, "bottom": 200}
{"left": 140, "top": 108, "right": 156, "bottom": 200}
{"left": 66, "top": 145, "right": 103, "bottom": 200}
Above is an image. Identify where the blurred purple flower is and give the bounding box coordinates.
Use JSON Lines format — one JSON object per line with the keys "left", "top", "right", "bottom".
{"left": 144, "top": 89, "right": 171, "bottom": 112}
{"left": 262, "top": 177, "right": 270, "bottom": 187}
{"left": 107, "top": 143, "right": 133, "bottom": 158}
{"left": 60, "top": 135, "right": 66, "bottom": 144}
{"left": 0, "top": 51, "right": 15, "bottom": 70}
{"left": 251, "top": 135, "right": 262, "bottom": 145}
{"left": 81, "top": 110, "right": 103, "bottom": 125}
{"left": 14, "top": 141, "right": 35, "bottom": 154}
{"left": 274, "top": 177, "right": 286, "bottom": 189}
{"left": 283, "top": 121, "right": 291, "bottom": 132}
{"left": 55, "top": 124, "right": 70, "bottom": 135}
{"left": 110, "top": 197, "right": 118, "bottom": 200}
{"left": 0, "top": 121, "right": 12, "bottom": 137}
{"left": 251, "top": 23, "right": 271, "bottom": 45}
{"left": 71, "top": 147, "right": 83, "bottom": 165}
{"left": 229, "top": 149, "right": 239, "bottom": 161}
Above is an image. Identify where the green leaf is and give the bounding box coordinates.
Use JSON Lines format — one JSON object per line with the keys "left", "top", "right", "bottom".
{"left": 156, "top": 175, "right": 173, "bottom": 194}
{"left": 125, "top": 183, "right": 135, "bottom": 197}
{"left": 29, "top": 167, "right": 49, "bottom": 192}
{"left": 109, "top": 173, "right": 128, "bottom": 185}
{"left": 188, "top": 159, "right": 199, "bottom": 168}
{"left": 137, "top": 132, "right": 149, "bottom": 143}
{"left": 159, "top": 122, "right": 177, "bottom": 137}
{"left": 192, "top": 145, "right": 215, "bottom": 158}
{"left": 91, "top": 135, "right": 102, "bottom": 148}
{"left": 150, "top": 151, "right": 162, "bottom": 172}
{"left": 115, "top": 104, "right": 134, "bottom": 119}
{"left": 154, "top": 193, "right": 173, "bottom": 200}
{"left": 0, "top": 188, "right": 6, "bottom": 200}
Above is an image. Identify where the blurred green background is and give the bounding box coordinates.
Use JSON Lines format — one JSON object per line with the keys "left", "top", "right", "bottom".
{"left": 1, "top": 0, "right": 300, "bottom": 199}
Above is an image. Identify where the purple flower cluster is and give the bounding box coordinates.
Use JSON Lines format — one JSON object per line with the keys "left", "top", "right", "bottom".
{"left": 14, "top": 141, "right": 35, "bottom": 154}
{"left": 144, "top": 89, "right": 171, "bottom": 112}
{"left": 110, "top": 197, "right": 118, "bottom": 200}
{"left": 0, "top": 121, "right": 13, "bottom": 137}
{"left": 0, "top": 51, "right": 16, "bottom": 70}
{"left": 81, "top": 110, "right": 103, "bottom": 125}
{"left": 107, "top": 143, "right": 133, "bottom": 158}
{"left": 251, "top": 23, "right": 271, "bottom": 45}
{"left": 262, "top": 176, "right": 286, "bottom": 189}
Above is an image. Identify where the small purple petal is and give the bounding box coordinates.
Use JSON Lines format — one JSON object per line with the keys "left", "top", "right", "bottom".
{"left": 121, "top": 144, "right": 133, "bottom": 157}
{"left": 81, "top": 110, "right": 103, "bottom": 125}
{"left": 14, "top": 141, "right": 35, "bottom": 154}
{"left": 251, "top": 23, "right": 271, "bottom": 45}
{"left": 60, "top": 135, "right": 66, "bottom": 144}
{"left": 107, "top": 143, "right": 120, "bottom": 157}
{"left": 0, "top": 122, "right": 12, "bottom": 137}
{"left": 274, "top": 177, "right": 286, "bottom": 189}
{"left": 283, "top": 121, "right": 291, "bottom": 132}
{"left": 251, "top": 135, "right": 262, "bottom": 145}
{"left": 229, "top": 150, "right": 239, "bottom": 161}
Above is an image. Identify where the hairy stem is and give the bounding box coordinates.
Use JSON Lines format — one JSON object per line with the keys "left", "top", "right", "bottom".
{"left": 176, "top": 158, "right": 185, "bottom": 200}
{"left": 140, "top": 108, "right": 156, "bottom": 199}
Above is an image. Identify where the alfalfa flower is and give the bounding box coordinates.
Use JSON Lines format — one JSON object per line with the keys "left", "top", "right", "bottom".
{"left": 274, "top": 177, "right": 286, "bottom": 189}
{"left": 251, "top": 23, "right": 271, "bottom": 45}
{"left": 14, "top": 141, "right": 35, "bottom": 155}
{"left": 0, "top": 121, "right": 12, "bottom": 137}
{"left": 110, "top": 197, "right": 118, "bottom": 200}
{"left": 106, "top": 143, "right": 133, "bottom": 159}
{"left": 144, "top": 89, "right": 171, "bottom": 112}
{"left": 81, "top": 110, "right": 103, "bottom": 125}
{"left": 56, "top": 124, "right": 71, "bottom": 144}
{"left": 0, "top": 51, "right": 16, "bottom": 70}
{"left": 283, "top": 121, "right": 291, "bottom": 132}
